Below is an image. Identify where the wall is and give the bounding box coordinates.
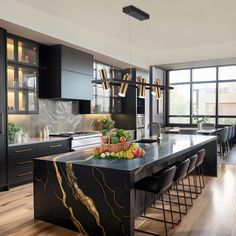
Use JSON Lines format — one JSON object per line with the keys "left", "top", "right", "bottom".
{"left": 8, "top": 99, "right": 110, "bottom": 137}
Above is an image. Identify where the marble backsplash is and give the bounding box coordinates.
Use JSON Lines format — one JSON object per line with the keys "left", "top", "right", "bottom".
{"left": 8, "top": 99, "right": 110, "bottom": 137}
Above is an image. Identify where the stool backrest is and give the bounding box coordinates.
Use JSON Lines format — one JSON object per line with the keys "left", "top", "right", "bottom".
{"left": 232, "top": 125, "right": 235, "bottom": 138}
{"left": 187, "top": 154, "right": 198, "bottom": 174}
{"left": 174, "top": 159, "right": 190, "bottom": 182}
{"left": 158, "top": 166, "right": 176, "bottom": 194}
{"left": 218, "top": 127, "right": 228, "bottom": 143}
{"left": 196, "top": 149, "right": 206, "bottom": 167}
{"left": 227, "top": 126, "right": 232, "bottom": 140}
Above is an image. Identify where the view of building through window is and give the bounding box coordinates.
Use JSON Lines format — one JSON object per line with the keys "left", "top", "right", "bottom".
{"left": 168, "top": 66, "right": 236, "bottom": 125}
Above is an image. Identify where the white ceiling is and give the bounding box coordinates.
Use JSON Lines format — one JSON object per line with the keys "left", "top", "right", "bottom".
{"left": 1, "top": 0, "right": 236, "bottom": 68}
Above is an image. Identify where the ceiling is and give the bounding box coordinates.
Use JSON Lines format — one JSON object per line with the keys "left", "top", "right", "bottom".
{"left": 1, "top": 0, "right": 236, "bottom": 68}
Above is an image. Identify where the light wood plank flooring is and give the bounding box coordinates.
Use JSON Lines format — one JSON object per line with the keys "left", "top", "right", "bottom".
{"left": 1, "top": 164, "right": 236, "bottom": 236}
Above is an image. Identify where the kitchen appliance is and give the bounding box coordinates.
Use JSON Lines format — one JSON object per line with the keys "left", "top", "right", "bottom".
{"left": 50, "top": 132, "right": 101, "bottom": 151}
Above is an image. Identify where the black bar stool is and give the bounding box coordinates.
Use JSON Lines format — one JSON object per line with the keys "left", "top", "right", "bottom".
{"left": 195, "top": 149, "right": 206, "bottom": 191}
{"left": 177, "top": 154, "right": 199, "bottom": 202}
{"left": 153, "top": 159, "right": 190, "bottom": 224}
{"left": 134, "top": 165, "right": 176, "bottom": 236}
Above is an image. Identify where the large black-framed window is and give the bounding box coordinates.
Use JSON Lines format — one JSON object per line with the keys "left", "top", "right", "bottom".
{"left": 167, "top": 65, "right": 236, "bottom": 126}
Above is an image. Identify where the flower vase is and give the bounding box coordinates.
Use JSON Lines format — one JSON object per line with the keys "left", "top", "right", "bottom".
{"left": 197, "top": 123, "right": 202, "bottom": 130}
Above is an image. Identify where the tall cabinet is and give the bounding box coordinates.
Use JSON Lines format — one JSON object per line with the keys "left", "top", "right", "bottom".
{"left": 0, "top": 28, "right": 7, "bottom": 190}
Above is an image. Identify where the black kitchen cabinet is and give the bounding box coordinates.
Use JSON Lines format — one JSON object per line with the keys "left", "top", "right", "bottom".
{"left": 39, "top": 45, "right": 93, "bottom": 101}
{"left": 7, "top": 34, "right": 39, "bottom": 114}
{"left": 8, "top": 139, "right": 71, "bottom": 187}
{"left": 0, "top": 28, "right": 7, "bottom": 190}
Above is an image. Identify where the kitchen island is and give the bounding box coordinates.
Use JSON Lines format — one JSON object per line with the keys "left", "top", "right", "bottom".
{"left": 34, "top": 134, "right": 217, "bottom": 236}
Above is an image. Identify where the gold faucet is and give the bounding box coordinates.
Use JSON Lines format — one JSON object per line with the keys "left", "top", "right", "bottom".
{"left": 147, "top": 122, "right": 161, "bottom": 141}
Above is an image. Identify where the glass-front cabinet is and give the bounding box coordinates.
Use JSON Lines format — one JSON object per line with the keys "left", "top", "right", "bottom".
{"left": 7, "top": 35, "right": 38, "bottom": 114}
{"left": 92, "top": 62, "right": 122, "bottom": 114}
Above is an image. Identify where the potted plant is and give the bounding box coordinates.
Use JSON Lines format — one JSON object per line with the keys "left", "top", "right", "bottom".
{"left": 8, "top": 122, "right": 22, "bottom": 143}
{"left": 193, "top": 115, "right": 208, "bottom": 130}
{"left": 99, "top": 118, "right": 115, "bottom": 131}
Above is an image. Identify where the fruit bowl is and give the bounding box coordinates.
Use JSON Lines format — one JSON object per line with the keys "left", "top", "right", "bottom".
{"left": 93, "top": 143, "right": 145, "bottom": 159}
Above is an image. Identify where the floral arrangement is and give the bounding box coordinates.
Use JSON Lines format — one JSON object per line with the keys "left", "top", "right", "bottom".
{"left": 193, "top": 115, "right": 209, "bottom": 124}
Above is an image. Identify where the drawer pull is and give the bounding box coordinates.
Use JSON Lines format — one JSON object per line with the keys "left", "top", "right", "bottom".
{"left": 17, "top": 172, "right": 32, "bottom": 177}
{"left": 15, "top": 148, "right": 32, "bottom": 153}
{"left": 17, "top": 160, "right": 33, "bottom": 165}
{"left": 48, "top": 144, "right": 62, "bottom": 148}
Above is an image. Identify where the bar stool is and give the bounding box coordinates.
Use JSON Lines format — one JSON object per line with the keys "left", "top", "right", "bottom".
{"left": 153, "top": 159, "right": 190, "bottom": 224}
{"left": 178, "top": 154, "right": 199, "bottom": 203}
{"left": 218, "top": 127, "right": 228, "bottom": 158}
{"left": 195, "top": 149, "right": 206, "bottom": 191}
{"left": 134, "top": 165, "right": 176, "bottom": 236}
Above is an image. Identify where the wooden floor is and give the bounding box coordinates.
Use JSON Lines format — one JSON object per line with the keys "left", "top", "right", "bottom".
{"left": 1, "top": 164, "right": 236, "bottom": 236}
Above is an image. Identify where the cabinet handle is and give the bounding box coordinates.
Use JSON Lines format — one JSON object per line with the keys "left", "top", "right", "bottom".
{"left": 48, "top": 144, "right": 62, "bottom": 148}
{"left": 15, "top": 148, "right": 32, "bottom": 153}
{"left": 17, "top": 160, "right": 33, "bottom": 165}
{"left": 17, "top": 172, "right": 33, "bottom": 177}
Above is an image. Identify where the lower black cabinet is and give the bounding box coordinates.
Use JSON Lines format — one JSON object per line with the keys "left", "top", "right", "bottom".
{"left": 8, "top": 139, "right": 71, "bottom": 187}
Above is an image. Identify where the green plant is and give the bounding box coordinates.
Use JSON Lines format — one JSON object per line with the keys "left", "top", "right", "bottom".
{"left": 193, "top": 115, "right": 209, "bottom": 124}
{"left": 99, "top": 118, "right": 115, "bottom": 130}
{"left": 8, "top": 122, "right": 22, "bottom": 143}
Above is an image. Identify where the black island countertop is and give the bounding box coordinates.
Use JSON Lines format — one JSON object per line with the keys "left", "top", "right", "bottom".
{"left": 34, "top": 133, "right": 217, "bottom": 236}
{"left": 36, "top": 133, "right": 217, "bottom": 173}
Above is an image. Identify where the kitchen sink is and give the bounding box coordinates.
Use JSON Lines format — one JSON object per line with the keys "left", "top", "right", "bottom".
{"left": 136, "top": 139, "right": 157, "bottom": 144}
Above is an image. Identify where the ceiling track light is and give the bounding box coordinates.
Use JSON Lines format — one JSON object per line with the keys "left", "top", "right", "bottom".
{"left": 118, "top": 73, "right": 131, "bottom": 97}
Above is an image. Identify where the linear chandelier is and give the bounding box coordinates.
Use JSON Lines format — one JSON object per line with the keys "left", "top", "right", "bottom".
{"left": 92, "top": 6, "right": 173, "bottom": 99}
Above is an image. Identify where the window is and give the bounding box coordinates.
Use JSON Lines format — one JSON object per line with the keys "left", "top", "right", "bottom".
{"left": 192, "top": 83, "right": 216, "bottom": 115}
{"left": 218, "top": 82, "right": 236, "bottom": 116}
{"left": 169, "top": 84, "right": 190, "bottom": 115}
{"left": 192, "top": 67, "right": 216, "bottom": 82}
{"left": 169, "top": 70, "right": 190, "bottom": 83}
{"left": 219, "top": 66, "right": 236, "bottom": 81}
{"left": 167, "top": 65, "right": 236, "bottom": 126}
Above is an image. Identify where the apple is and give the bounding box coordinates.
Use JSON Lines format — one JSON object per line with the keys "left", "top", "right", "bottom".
{"left": 133, "top": 149, "right": 142, "bottom": 157}
{"left": 140, "top": 149, "right": 145, "bottom": 157}
{"left": 119, "top": 137, "right": 126, "bottom": 143}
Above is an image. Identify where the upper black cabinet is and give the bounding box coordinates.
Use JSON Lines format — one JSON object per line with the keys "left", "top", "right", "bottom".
{"left": 39, "top": 45, "right": 94, "bottom": 100}
{"left": 7, "top": 34, "right": 39, "bottom": 114}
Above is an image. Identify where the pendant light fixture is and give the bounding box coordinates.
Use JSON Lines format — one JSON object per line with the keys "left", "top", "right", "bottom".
{"left": 92, "top": 6, "right": 173, "bottom": 96}
{"left": 118, "top": 73, "right": 131, "bottom": 97}
{"left": 137, "top": 76, "right": 146, "bottom": 98}
{"left": 99, "top": 69, "right": 110, "bottom": 90}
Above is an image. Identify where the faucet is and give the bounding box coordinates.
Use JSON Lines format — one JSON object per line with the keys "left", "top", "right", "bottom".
{"left": 147, "top": 122, "right": 162, "bottom": 141}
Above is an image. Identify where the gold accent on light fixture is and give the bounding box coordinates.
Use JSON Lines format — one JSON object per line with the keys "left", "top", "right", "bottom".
{"left": 118, "top": 73, "right": 131, "bottom": 97}
{"left": 99, "top": 69, "right": 110, "bottom": 90}
{"left": 137, "top": 76, "right": 146, "bottom": 98}
{"left": 156, "top": 79, "right": 161, "bottom": 99}
{"left": 151, "top": 79, "right": 161, "bottom": 99}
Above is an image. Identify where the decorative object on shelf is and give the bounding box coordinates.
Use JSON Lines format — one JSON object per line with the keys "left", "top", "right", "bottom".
{"left": 118, "top": 73, "right": 132, "bottom": 97}
{"left": 99, "top": 117, "right": 115, "bottom": 131}
{"left": 8, "top": 122, "right": 22, "bottom": 143}
{"left": 193, "top": 115, "right": 209, "bottom": 130}
{"left": 99, "top": 68, "right": 110, "bottom": 90}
